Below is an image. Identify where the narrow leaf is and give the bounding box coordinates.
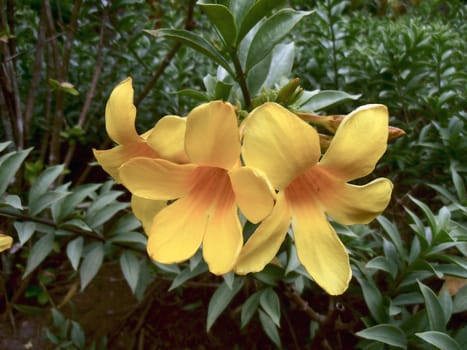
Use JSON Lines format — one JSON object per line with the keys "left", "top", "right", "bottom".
{"left": 66, "top": 237, "right": 84, "bottom": 271}
{"left": 0, "top": 148, "right": 32, "bottom": 196}
{"left": 145, "top": 29, "right": 234, "bottom": 77}
{"left": 241, "top": 291, "right": 261, "bottom": 328}
{"left": 80, "top": 243, "right": 104, "bottom": 291}
{"left": 298, "top": 90, "right": 361, "bottom": 112}
{"left": 246, "top": 9, "right": 311, "bottom": 71}
{"left": 199, "top": 3, "right": 237, "bottom": 48}
{"left": 29, "top": 164, "right": 64, "bottom": 205}
{"left": 258, "top": 309, "right": 282, "bottom": 348}
{"left": 418, "top": 281, "right": 447, "bottom": 331}
{"left": 207, "top": 277, "right": 244, "bottom": 331}
{"left": 259, "top": 288, "right": 281, "bottom": 327}
{"left": 14, "top": 221, "right": 36, "bottom": 245}
{"left": 237, "top": 0, "right": 287, "bottom": 44}
{"left": 416, "top": 331, "right": 462, "bottom": 350}
{"left": 23, "top": 232, "right": 55, "bottom": 277}
{"left": 356, "top": 324, "right": 407, "bottom": 349}
{"left": 120, "top": 252, "right": 141, "bottom": 294}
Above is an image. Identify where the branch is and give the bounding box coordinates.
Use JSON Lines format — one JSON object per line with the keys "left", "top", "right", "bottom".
{"left": 135, "top": 0, "right": 197, "bottom": 106}
{"left": 24, "top": 3, "right": 47, "bottom": 145}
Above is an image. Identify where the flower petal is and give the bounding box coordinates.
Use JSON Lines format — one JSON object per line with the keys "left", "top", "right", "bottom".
{"left": 130, "top": 195, "right": 166, "bottom": 234}
{"left": 229, "top": 166, "right": 276, "bottom": 224}
{"left": 0, "top": 234, "right": 13, "bottom": 252}
{"left": 311, "top": 165, "right": 393, "bottom": 224}
{"left": 242, "top": 102, "right": 321, "bottom": 190}
{"left": 147, "top": 115, "right": 189, "bottom": 163}
{"left": 93, "top": 143, "right": 158, "bottom": 182}
{"left": 119, "top": 158, "right": 197, "bottom": 200}
{"left": 235, "top": 193, "right": 291, "bottom": 274}
{"left": 319, "top": 104, "right": 389, "bottom": 181}
{"left": 203, "top": 196, "right": 242, "bottom": 275}
{"left": 185, "top": 101, "right": 240, "bottom": 169}
{"left": 288, "top": 196, "right": 351, "bottom": 295}
{"left": 147, "top": 196, "right": 205, "bottom": 264}
{"left": 105, "top": 77, "right": 140, "bottom": 145}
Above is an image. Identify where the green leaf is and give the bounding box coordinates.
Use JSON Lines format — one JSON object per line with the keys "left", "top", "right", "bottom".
{"left": 377, "top": 216, "right": 405, "bottom": 257}
{"left": 199, "top": 3, "right": 237, "bottom": 48}
{"left": 241, "top": 291, "right": 261, "bottom": 328}
{"left": 29, "top": 190, "right": 69, "bottom": 216}
{"left": 23, "top": 232, "right": 55, "bottom": 277}
{"left": 259, "top": 288, "right": 281, "bottom": 327}
{"left": 410, "top": 195, "right": 438, "bottom": 237}
{"left": 356, "top": 324, "right": 407, "bottom": 349}
{"left": 0, "top": 141, "right": 11, "bottom": 152}
{"left": 86, "top": 202, "right": 128, "bottom": 229}
{"left": 298, "top": 90, "right": 361, "bottom": 112}
{"left": 80, "top": 243, "right": 104, "bottom": 291}
{"left": 169, "top": 262, "right": 207, "bottom": 291}
{"left": 258, "top": 309, "right": 282, "bottom": 348}
{"left": 418, "top": 281, "right": 447, "bottom": 331}
{"left": 66, "top": 237, "right": 83, "bottom": 271}
{"left": 0, "top": 148, "right": 32, "bottom": 196}
{"left": 71, "top": 321, "right": 86, "bottom": 349}
{"left": 453, "top": 285, "right": 467, "bottom": 314}
{"left": 246, "top": 50, "right": 272, "bottom": 96}
{"left": 1, "top": 194, "right": 22, "bottom": 209}
{"left": 355, "top": 275, "right": 387, "bottom": 323}
{"left": 223, "top": 271, "right": 235, "bottom": 289}
{"left": 28, "top": 164, "right": 64, "bottom": 205}
{"left": 229, "top": 0, "right": 255, "bottom": 29}
{"left": 52, "top": 183, "right": 101, "bottom": 222}
{"left": 416, "top": 331, "right": 462, "bottom": 350}
{"left": 236, "top": 0, "right": 287, "bottom": 44}
{"left": 263, "top": 42, "right": 295, "bottom": 88}
{"left": 120, "top": 252, "right": 141, "bottom": 294}
{"left": 108, "top": 232, "right": 147, "bottom": 246}
{"left": 145, "top": 29, "right": 234, "bottom": 77}
{"left": 245, "top": 8, "right": 311, "bottom": 71}
{"left": 214, "top": 80, "right": 233, "bottom": 100}
{"left": 14, "top": 221, "right": 36, "bottom": 245}
{"left": 206, "top": 277, "right": 244, "bottom": 331}
{"left": 174, "top": 88, "right": 209, "bottom": 103}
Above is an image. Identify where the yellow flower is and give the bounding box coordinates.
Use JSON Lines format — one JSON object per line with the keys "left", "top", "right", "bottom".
{"left": 235, "top": 103, "right": 393, "bottom": 295}
{"left": 0, "top": 233, "right": 13, "bottom": 252}
{"left": 93, "top": 77, "right": 187, "bottom": 182}
{"left": 118, "top": 101, "right": 276, "bottom": 275}
{"left": 93, "top": 77, "right": 188, "bottom": 230}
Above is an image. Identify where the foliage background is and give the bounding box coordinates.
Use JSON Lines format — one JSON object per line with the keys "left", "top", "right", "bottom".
{"left": 0, "top": 0, "right": 465, "bottom": 349}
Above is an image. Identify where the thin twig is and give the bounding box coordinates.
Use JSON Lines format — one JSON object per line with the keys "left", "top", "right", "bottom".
{"left": 135, "top": 0, "right": 196, "bottom": 106}
{"left": 24, "top": 3, "right": 47, "bottom": 145}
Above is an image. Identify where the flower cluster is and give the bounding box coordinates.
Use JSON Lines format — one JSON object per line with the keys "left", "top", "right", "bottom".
{"left": 94, "top": 77, "right": 393, "bottom": 295}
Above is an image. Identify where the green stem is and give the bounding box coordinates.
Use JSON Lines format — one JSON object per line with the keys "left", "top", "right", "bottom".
{"left": 230, "top": 52, "right": 252, "bottom": 110}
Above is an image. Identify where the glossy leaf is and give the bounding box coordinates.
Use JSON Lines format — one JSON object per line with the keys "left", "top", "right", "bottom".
{"left": 206, "top": 277, "right": 244, "bottom": 331}
{"left": 416, "top": 331, "right": 462, "bottom": 350}
{"left": 80, "top": 243, "right": 104, "bottom": 291}
{"left": 259, "top": 288, "right": 281, "bottom": 327}
{"left": 245, "top": 8, "right": 311, "bottom": 71}
{"left": 297, "top": 90, "right": 361, "bottom": 112}
{"left": 241, "top": 291, "right": 261, "bottom": 328}
{"left": 418, "top": 281, "right": 447, "bottom": 331}
{"left": 28, "top": 164, "right": 64, "bottom": 205}
{"left": 0, "top": 147, "right": 32, "bottom": 196}
{"left": 67, "top": 236, "right": 84, "bottom": 271}
{"left": 199, "top": 3, "right": 237, "bottom": 48}
{"left": 145, "top": 29, "right": 234, "bottom": 76}
{"left": 23, "top": 232, "right": 55, "bottom": 277}
{"left": 14, "top": 221, "right": 36, "bottom": 245}
{"left": 258, "top": 309, "right": 282, "bottom": 348}
{"left": 356, "top": 324, "right": 407, "bottom": 349}
{"left": 237, "top": 0, "right": 287, "bottom": 44}
{"left": 120, "top": 251, "right": 141, "bottom": 294}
